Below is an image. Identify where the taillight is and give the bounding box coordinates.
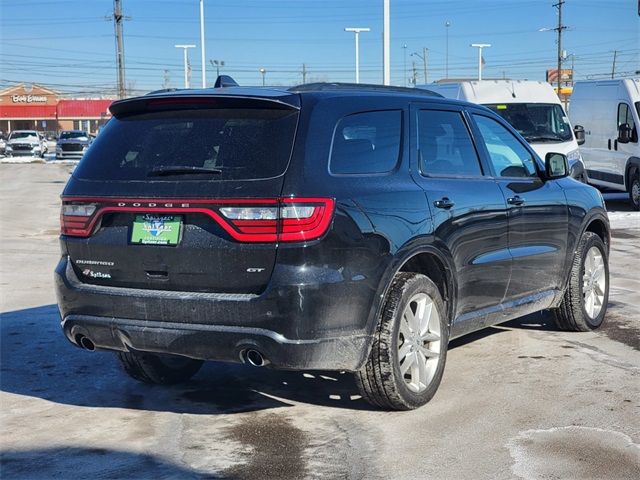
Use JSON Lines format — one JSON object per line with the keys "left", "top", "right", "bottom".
{"left": 60, "top": 197, "right": 334, "bottom": 243}
{"left": 219, "top": 198, "right": 334, "bottom": 242}
{"left": 60, "top": 203, "right": 97, "bottom": 236}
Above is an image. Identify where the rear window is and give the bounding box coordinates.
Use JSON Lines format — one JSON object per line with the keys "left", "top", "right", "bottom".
{"left": 73, "top": 108, "right": 298, "bottom": 181}
{"left": 329, "top": 110, "right": 402, "bottom": 175}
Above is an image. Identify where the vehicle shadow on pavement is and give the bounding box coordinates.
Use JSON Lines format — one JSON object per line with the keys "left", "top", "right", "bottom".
{"left": 0, "top": 304, "right": 376, "bottom": 413}
{"left": 0, "top": 447, "right": 231, "bottom": 480}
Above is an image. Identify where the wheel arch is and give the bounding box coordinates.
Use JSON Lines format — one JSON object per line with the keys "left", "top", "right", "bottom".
{"left": 625, "top": 156, "right": 640, "bottom": 190}
{"left": 368, "top": 242, "right": 457, "bottom": 334}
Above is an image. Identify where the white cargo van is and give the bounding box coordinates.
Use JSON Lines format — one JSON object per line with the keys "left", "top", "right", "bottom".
{"left": 570, "top": 79, "right": 640, "bottom": 210}
{"left": 419, "top": 80, "right": 585, "bottom": 180}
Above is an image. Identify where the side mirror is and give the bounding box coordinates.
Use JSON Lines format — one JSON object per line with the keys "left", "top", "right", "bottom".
{"left": 545, "top": 152, "right": 569, "bottom": 179}
{"left": 618, "top": 123, "right": 632, "bottom": 143}
{"left": 573, "top": 125, "right": 585, "bottom": 145}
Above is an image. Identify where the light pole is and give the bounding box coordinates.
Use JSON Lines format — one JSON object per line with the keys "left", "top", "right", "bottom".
{"left": 470, "top": 43, "right": 491, "bottom": 80}
{"left": 445, "top": 20, "right": 451, "bottom": 79}
{"left": 411, "top": 48, "right": 428, "bottom": 84}
{"left": 210, "top": 59, "right": 224, "bottom": 78}
{"left": 344, "top": 27, "right": 370, "bottom": 84}
{"left": 259, "top": 68, "right": 266, "bottom": 86}
{"left": 199, "top": 0, "right": 206, "bottom": 88}
{"left": 402, "top": 44, "right": 408, "bottom": 86}
{"left": 383, "top": 0, "right": 390, "bottom": 85}
{"left": 175, "top": 44, "right": 196, "bottom": 88}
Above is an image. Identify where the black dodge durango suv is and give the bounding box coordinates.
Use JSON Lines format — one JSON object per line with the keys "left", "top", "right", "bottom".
{"left": 55, "top": 81, "right": 610, "bottom": 410}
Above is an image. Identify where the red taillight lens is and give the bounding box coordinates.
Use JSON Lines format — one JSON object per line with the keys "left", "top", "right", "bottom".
{"left": 60, "top": 203, "right": 97, "bottom": 236}
{"left": 60, "top": 197, "right": 335, "bottom": 243}
{"left": 219, "top": 198, "right": 334, "bottom": 242}
{"left": 279, "top": 198, "right": 334, "bottom": 242}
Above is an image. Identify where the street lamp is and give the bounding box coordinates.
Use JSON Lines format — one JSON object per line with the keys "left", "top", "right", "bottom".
{"left": 175, "top": 44, "right": 196, "bottom": 88}
{"left": 210, "top": 59, "right": 225, "bottom": 78}
{"left": 470, "top": 43, "right": 491, "bottom": 81}
{"left": 259, "top": 68, "right": 266, "bottom": 86}
{"left": 344, "top": 27, "right": 370, "bottom": 84}
{"left": 199, "top": 0, "right": 206, "bottom": 88}
{"left": 411, "top": 48, "right": 429, "bottom": 84}
{"left": 445, "top": 21, "right": 452, "bottom": 79}
{"left": 402, "top": 44, "right": 408, "bottom": 86}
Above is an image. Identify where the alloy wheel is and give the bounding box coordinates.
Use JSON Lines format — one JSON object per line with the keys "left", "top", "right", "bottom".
{"left": 397, "top": 293, "right": 441, "bottom": 393}
{"left": 582, "top": 246, "right": 606, "bottom": 319}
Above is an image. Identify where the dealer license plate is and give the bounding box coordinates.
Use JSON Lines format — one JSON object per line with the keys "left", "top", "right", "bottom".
{"left": 131, "top": 214, "right": 182, "bottom": 246}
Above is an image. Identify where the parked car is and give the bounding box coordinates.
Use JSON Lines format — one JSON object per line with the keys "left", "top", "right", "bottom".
{"left": 0, "top": 135, "right": 6, "bottom": 156}
{"left": 418, "top": 80, "right": 586, "bottom": 182}
{"left": 56, "top": 82, "right": 610, "bottom": 410}
{"left": 569, "top": 79, "right": 640, "bottom": 210}
{"left": 56, "top": 130, "right": 92, "bottom": 160}
{"left": 5, "top": 130, "right": 47, "bottom": 157}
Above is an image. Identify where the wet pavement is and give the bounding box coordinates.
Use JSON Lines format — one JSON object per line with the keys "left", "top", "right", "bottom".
{"left": 1, "top": 165, "right": 638, "bottom": 479}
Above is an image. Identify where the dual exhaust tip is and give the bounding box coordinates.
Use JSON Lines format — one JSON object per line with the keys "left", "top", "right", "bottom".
{"left": 244, "top": 349, "right": 268, "bottom": 367}
{"left": 75, "top": 334, "right": 95, "bottom": 351}
{"left": 75, "top": 335, "right": 268, "bottom": 368}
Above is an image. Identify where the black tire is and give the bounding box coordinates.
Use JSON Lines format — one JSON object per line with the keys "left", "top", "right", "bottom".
{"left": 117, "top": 351, "right": 203, "bottom": 385}
{"left": 355, "top": 273, "right": 449, "bottom": 411}
{"left": 553, "top": 232, "right": 609, "bottom": 331}
{"left": 629, "top": 171, "right": 640, "bottom": 211}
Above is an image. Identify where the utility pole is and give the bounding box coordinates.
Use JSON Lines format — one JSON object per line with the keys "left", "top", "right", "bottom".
{"left": 422, "top": 47, "right": 428, "bottom": 83}
{"left": 345, "top": 27, "right": 370, "bottom": 84}
{"left": 611, "top": 50, "right": 618, "bottom": 79}
{"left": 411, "top": 61, "right": 418, "bottom": 86}
{"left": 175, "top": 44, "right": 196, "bottom": 88}
{"left": 199, "top": 0, "right": 206, "bottom": 87}
{"left": 113, "top": 0, "right": 126, "bottom": 99}
{"left": 162, "top": 69, "right": 170, "bottom": 89}
{"left": 383, "top": 0, "right": 390, "bottom": 85}
{"left": 411, "top": 48, "right": 429, "bottom": 84}
{"left": 302, "top": 63, "right": 308, "bottom": 84}
{"left": 470, "top": 43, "right": 491, "bottom": 81}
{"left": 553, "top": 0, "right": 567, "bottom": 97}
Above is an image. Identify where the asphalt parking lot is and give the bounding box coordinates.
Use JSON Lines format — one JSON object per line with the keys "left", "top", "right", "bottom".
{"left": 1, "top": 164, "right": 639, "bottom": 479}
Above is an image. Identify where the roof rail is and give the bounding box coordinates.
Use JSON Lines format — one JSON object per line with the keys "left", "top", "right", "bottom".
{"left": 288, "top": 82, "right": 442, "bottom": 97}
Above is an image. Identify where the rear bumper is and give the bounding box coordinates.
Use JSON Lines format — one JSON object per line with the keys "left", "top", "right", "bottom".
{"left": 56, "top": 151, "right": 84, "bottom": 159}
{"left": 55, "top": 256, "right": 376, "bottom": 371}
{"left": 62, "top": 314, "right": 369, "bottom": 370}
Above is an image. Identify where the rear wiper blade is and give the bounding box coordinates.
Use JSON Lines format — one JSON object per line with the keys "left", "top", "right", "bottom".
{"left": 148, "top": 166, "right": 222, "bottom": 176}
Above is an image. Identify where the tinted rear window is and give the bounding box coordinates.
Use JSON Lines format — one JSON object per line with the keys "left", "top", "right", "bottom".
{"left": 73, "top": 108, "right": 298, "bottom": 181}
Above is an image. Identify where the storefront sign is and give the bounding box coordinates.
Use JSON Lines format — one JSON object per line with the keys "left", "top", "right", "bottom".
{"left": 11, "top": 95, "right": 48, "bottom": 103}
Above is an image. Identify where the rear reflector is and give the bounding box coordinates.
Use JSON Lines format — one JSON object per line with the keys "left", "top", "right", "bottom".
{"left": 60, "top": 197, "right": 334, "bottom": 243}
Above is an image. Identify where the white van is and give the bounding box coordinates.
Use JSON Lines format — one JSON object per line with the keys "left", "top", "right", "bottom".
{"left": 570, "top": 79, "right": 640, "bottom": 210}
{"left": 418, "top": 80, "right": 585, "bottom": 180}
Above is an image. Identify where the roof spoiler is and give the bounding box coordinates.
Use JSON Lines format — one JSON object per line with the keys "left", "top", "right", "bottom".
{"left": 214, "top": 75, "right": 239, "bottom": 88}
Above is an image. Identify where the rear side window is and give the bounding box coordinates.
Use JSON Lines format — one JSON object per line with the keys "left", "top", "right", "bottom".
{"left": 417, "top": 109, "right": 482, "bottom": 177}
{"left": 330, "top": 110, "right": 402, "bottom": 175}
{"left": 73, "top": 108, "right": 298, "bottom": 181}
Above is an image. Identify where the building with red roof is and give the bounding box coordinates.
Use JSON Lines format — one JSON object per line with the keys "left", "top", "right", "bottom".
{"left": 0, "top": 83, "right": 114, "bottom": 135}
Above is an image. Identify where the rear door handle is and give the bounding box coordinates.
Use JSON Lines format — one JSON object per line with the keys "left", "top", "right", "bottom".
{"left": 608, "top": 139, "right": 611, "bottom": 150}
{"left": 433, "top": 197, "right": 455, "bottom": 209}
{"left": 507, "top": 195, "right": 525, "bottom": 206}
